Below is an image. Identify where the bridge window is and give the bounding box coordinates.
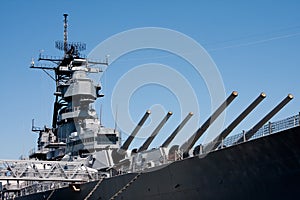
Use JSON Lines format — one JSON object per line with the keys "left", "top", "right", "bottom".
{"left": 96, "top": 134, "right": 118, "bottom": 145}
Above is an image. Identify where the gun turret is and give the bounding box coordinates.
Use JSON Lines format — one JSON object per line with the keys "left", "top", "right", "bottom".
{"left": 112, "top": 110, "right": 151, "bottom": 164}
{"left": 138, "top": 112, "right": 173, "bottom": 152}
{"left": 204, "top": 92, "right": 266, "bottom": 152}
{"left": 180, "top": 91, "right": 238, "bottom": 154}
{"left": 120, "top": 110, "right": 151, "bottom": 151}
{"left": 161, "top": 112, "right": 193, "bottom": 148}
{"left": 235, "top": 94, "right": 293, "bottom": 144}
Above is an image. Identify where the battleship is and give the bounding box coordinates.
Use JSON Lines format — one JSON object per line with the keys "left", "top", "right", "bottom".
{"left": 1, "top": 14, "right": 300, "bottom": 200}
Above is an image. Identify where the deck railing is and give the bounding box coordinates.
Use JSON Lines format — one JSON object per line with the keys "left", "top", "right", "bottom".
{"left": 206, "top": 113, "right": 300, "bottom": 150}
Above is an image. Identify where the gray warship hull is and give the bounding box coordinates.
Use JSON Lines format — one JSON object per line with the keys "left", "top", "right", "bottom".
{"left": 14, "top": 125, "right": 300, "bottom": 200}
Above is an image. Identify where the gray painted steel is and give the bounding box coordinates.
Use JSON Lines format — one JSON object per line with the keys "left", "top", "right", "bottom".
{"left": 235, "top": 94, "right": 293, "bottom": 144}
{"left": 180, "top": 91, "right": 238, "bottom": 153}
{"left": 138, "top": 112, "right": 172, "bottom": 152}
{"left": 161, "top": 112, "right": 193, "bottom": 148}
{"left": 120, "top": 110, "right": 151, "bottom": 151}
{"left": 206, "top": 92, "right": 266, "bottom": 151}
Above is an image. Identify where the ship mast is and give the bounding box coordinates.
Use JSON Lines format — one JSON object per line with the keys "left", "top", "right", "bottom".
{"left": 63, "top": 13, "right": 68, "bottom": 56}
{"left": 30, "top": 14, "right": 108, "bottom": 145}
{"left": 30, "top": 14, "right": 87, "bottom": 135}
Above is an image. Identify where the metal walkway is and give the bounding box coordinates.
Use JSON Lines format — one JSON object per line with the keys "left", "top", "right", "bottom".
{"left": 0, "top": 160, "right": 97, "bottom": 182}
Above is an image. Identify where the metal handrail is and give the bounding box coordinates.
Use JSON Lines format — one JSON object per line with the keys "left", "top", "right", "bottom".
{"left": 203, "top": 113, "right": 300, "bottom": 152}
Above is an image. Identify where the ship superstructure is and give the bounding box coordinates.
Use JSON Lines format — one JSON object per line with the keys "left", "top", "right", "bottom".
{"left": 28, "top": 14, "right": 119, "bottom": 170}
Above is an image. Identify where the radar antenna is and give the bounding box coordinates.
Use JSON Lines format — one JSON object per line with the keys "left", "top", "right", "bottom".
{"left": 55, "top": 14, "right": 86, "bottom": 57}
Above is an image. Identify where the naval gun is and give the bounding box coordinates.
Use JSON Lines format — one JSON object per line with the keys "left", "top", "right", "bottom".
{"left": 161, "top": 112, "right": 194, "bottom": 148}
{"left": 127, "top": 112, "right": 193, "bottom": 170}
{"left": 111, "top": 110, "right": 151, "bottom": 165}
{"left": 180, "top": 91, "right": 238, "bottom": 156}
{"left": 203, "top": 92, "right": 266, "bottom": 152}
{"left": 138, "top": 112, "right": 173, "bottom": 152}
{"left": 119, "top": 110, "right": 151, "bottom": 152}
{"left": 235, "top": 94, "right": 293, "bottom": 144}
{"left": 113, "top": 111, "right": 174, "bottom": 172}
{"left": 161, "top": 112, "right": 193, "bottom": 161}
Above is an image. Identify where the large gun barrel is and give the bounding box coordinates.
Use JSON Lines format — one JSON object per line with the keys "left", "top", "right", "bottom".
{"left": 161, "top": 112, "right": 193, "bottom": 148}
{"left": 120, "top": 110, "right": 151, "bottom": 151}
{"left": 206, "top": 92, "right": 266, "bottom": 151}
{"left": 138, "top": 111, "right": 173, "bottom": 152}
{"left": 235, "top": 94, "right": 293, "bottom": 144}
{"left": 180, "top": 91, "right": 238, "bottom": 153}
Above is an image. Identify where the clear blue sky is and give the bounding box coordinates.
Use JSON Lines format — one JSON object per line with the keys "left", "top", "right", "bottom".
{"left": 0, "top": 1, "right": 299, "bottom": 159}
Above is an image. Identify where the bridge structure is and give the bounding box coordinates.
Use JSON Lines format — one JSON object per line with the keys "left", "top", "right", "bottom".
{"left": 0, "top": 159, "right": 98, "bottom": 183}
